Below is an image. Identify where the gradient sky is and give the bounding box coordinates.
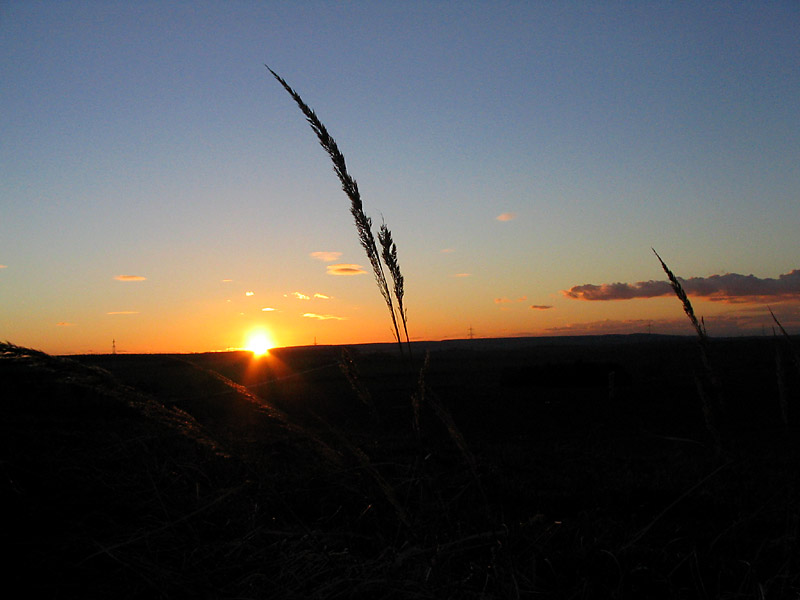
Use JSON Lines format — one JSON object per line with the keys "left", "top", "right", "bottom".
{"left": 2, "top": 1, "right": 799, "bottom": 354}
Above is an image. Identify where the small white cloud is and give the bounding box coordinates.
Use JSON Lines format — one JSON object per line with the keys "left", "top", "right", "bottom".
{"left": 452, "top": 273, "right": 471, "bottom": 278}
{"left": 261, "top": 307, "right": 276, "bottom": 312}
{"left": 314, "top": 293, "right": 331, "bottom": 300}
{"left": 287, "top": 291, "right": 311, "bottom": 300}
{"left": 114, "top": 275, "right": 146, "bottom": 281}
{"left": 245, "top": 291, "right": 254, "bottom": 296}
{"left": 495, "top": 213, "right": 516, "bottom": 222}
{"left": 303, "top": 313, "right": 346, "bottom": 320}
{"left": 310, "top": 251, "right": 343, "bottom": 262}
{"left": 221, "top": 279, "right": 233, "bottom": 283}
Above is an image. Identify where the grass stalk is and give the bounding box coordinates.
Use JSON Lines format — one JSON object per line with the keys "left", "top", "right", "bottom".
{"left": 378, "top": 219, "right": 411, "bottom": 357}
{"left": 770, "top": 307, "right": 800, "bottom": 375}
{"left": 267, "top": 66, "right": 406, "bottom": 357}
{"left": 653, "top": 249, "right": 725, "bottom": 449}
{"left": 770, "top": 308, "right": 800, "bottom": 426}
{"left": 338, "top": 347, "right": 378, "bottom": 423}
{"left": 652, "top": 249, "right": 706, "bottom": 343}
{"left": 410, "top": 350, "right": 430, "bottom": 439}
{"left": 774, "top": 328, "right": 790, "bottom": 427}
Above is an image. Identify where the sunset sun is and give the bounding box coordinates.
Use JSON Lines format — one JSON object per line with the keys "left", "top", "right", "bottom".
{"left": 245, "top": 332, "right": 273, "bottom": 356}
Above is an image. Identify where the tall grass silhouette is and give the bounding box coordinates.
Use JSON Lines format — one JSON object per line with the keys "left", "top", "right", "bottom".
{"left": 267, "top": 66, "right": 410, "bottom": 357}
{"left": 653, "top": 249, "right": 725, "bottom": 451}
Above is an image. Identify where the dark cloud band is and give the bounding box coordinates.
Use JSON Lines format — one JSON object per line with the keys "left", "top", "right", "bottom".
{"left": 564, "top": 270, "right": 800, "bottom": 303}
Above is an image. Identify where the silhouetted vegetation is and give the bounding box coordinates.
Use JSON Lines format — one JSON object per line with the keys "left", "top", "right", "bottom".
{"left": 267, "top": 67, "right": 410, "bottom": 357}
{"left": 4, "top": 335, "right": 800, "bottom": 598}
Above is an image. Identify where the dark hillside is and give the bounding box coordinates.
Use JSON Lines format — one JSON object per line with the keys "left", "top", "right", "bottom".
{"left": 4, "top": 336, "right": 800, "bottom": 598}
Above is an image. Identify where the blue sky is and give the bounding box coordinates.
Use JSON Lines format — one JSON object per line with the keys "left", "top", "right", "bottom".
{"left": 2, "top": 1, "right": 798, "bottom": 353}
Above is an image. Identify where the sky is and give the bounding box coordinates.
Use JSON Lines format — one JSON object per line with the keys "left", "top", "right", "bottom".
{"left": 2, "top": 1, "right": 799, "bottom": 354}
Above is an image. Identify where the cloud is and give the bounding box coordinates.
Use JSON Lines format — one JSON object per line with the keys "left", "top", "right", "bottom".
{"left": 441, "top": 248, "right": 455, "bottom": 253}
{"left": 56, "top": 322, "right": 74, "bottom": 327}
{"left": 261, "top": 307, "right": 276, "bottom": 312}
{"left": 545, "top": 310, "right": 800, "bottom": 337}
{"left": 114, "top": 275, "right": 146, "bottom": 281}
{"left": 545, "top": 318, "right": 663, "bottom": 335}
{"left": 311, "top": 251, "right": 342, "bottom": 262}
{"left": 530, "top": 305, "right": 553, "bottom": 310}
{"left": 245, "top": 291, "right": 254, "bottom": 296}
{"left": 327, "top": 263, "right": 367, "bottom": 276}
{"left": 107, "top": 311, "right": 139, "bottom": 315}
{"left": 495, "top": 296, "right": 527, "bottom": 304}
{"left": 452, "top": 273, "right": 471, "bottom": 278}
{"left": 303, "top": 313, "right": 346, "bottom": 320}
{"left": 285, "top": 291, "right": 330, "bottom": 301}
{"left": 496, "top": 212, "right": 516, "bottom": 222}
{"left": 221, "top": 279, "right": 233, "bottom": 283}
{"left": 0, "top": 264, "right": 7, "bottom": 269}
{"left": 564, "top": 280, "right": 671, "bottom": 301}
{"left": 563, "top": 269, "right": 800, "bottom": 304}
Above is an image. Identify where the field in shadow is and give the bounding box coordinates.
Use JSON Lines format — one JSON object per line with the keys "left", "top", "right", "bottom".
{"left": 3, "top": 335, "right": 800, "bottom": 598}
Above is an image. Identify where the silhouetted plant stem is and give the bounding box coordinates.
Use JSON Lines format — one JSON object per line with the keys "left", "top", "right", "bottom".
{"left": 653, "top": 248, "right": 725, "bottom": 452}
{"left": 267, "top": 66, "right": 405, "bottom": 357}
{"left": 378, "top": 219, "right": 411, "bottom": 358}
{"left": 770, "top": 307, "right": 800, "bottom": 375}
{"left": 774, "top": 328, "right": 790, "bottom": 427}
{"left": 770, "top": 307, "right": 800, "bottom": 425}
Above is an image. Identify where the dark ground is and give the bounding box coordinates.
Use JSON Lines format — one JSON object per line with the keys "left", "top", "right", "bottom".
{"left": 3, "top": 334, "right": 800, "bottom": 598}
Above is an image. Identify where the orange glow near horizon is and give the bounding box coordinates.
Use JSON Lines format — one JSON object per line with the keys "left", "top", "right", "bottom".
{"left": 244, "top": 330, "right": 274, "bottom": 357}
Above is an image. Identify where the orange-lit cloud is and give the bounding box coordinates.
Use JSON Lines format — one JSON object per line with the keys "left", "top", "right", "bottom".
{"left": 563, "top": 269, "right": 800, "bottom": 303}
{"left": 546, "top": 308, "right": 800, "bottom": 336}
{"left": 441, "top": 248, "right": 456, "bottom": 253}
{"left": 496, "top": 212, "right": 516, "bottom": 222}
{"left": 245, "top": 291, "right": 254, "bottom": 296}
{"left": 546, "top": 318, "right": 664, "bottom": 335}
{"left": 56, "top": 321, "right": 74, "bottom": 326}
{"left": 452, "top": 273, "right": 471, "bottom": 278}
{"left": 495, "top": 296, "right": 527, "bottom": 304}
{"left": 261, "top": 307, "right": 276, "bottom": 312}
{"left": 311, "top": 251, "right": 342, "bottom": 262}
{"left": 327, "top": 263, "right": 367, "bottom": 276}
{"left": 107, "top": 311, "right": 139, "bottom": 315}
{"left": 222, "top": 279, "right": 233, "bottom": 282}
{"left": 288, "top": 291, "right": 310, "bottom": 300}
{"left": 303, "top": 313, "right": 346, "bottom": 320}
{"left": 0, "top": 264, "right": 7, "bottom": 269}
{"left": 114, "top": 275, "right": 146, "bottom": 281}
{"left": 530, "top": 305, "right": 553, "bottom": 310}
{"left": 314, "top": 293, "right": 331, "bottom": 299}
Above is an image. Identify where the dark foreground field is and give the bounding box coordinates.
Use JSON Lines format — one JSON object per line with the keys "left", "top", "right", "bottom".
{"left": 3, "top": 335, "right": 800, "bottom": 599}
